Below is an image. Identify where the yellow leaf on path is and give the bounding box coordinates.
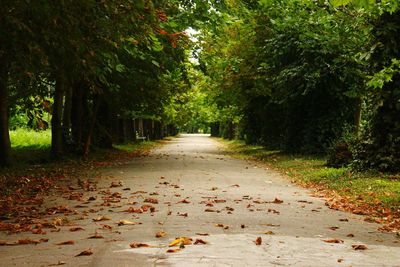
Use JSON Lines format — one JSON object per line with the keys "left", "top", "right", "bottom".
{"left": 169, "top": 237, "right": 192, "bottom": 247}
{"left": 117, "top": 220, "right": 138, "bottom": 226}
{"left": 156, "top": 231, "right": 167, "bottom": 238}
{"left": 263, "top": 231, "right": 275, "bottom": 235}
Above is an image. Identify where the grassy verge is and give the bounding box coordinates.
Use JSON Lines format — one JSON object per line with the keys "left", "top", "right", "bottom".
{"left": 219, "top": 138, "right": 400, "bottom": 230}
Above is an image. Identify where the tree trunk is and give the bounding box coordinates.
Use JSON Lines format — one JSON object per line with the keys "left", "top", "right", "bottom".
{"left": 0, "top": 66, "right": 11, "bottom": 166}
{"left": 82, "top": 95, "right": 101, "bottom": 158}
{"left": 71, "top": 81, "right": 88, "bottom": 153}
{"left": 62, "top": 85, "right": 73, "bottom": 147}
{"left": 51, "top": 75, "right": 65, "bottom": 158}
{"left": 354, "top": 97, "right": 362, "bottom": 137}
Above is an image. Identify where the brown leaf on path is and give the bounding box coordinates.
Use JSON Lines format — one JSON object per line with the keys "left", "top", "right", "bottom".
{"left": 117, "top": 220, "right": 138, "bottom": 226}
{"left": 93, "top": 215, "right": 110, "bottom": 222}
{"left": 205, "top": 208, "right": 217, "bottom": 212}
{"left": 347, "top": 233, "right": 355, "bottom": 237}
{"left": 144, "top": 198, "right": 158, "bottom": 204}
{"left": 329, "top": 226, "right": 340, "bottom": 231}
{"left": 31, "top": 228, "right": 46, "bottom": 235}
{"left": 267, "top": 209, "right": 280, "bottom": 214}
{"left": 339, "top": 218, "right": 349, "bottom": 222}
{"left": 323, "top": 239, "right": 344, "bottom": 244}
{"left": 254, "top": 237, "right": 262, "bottom": 245}
{"left": 75, "top": 248, "right": 93, "bottom": 256}
{"left": 166, "top": 248, "right": 181, "bottom": 253}
{"left": 56, "top": 240, "right": 75, "bottom": 245}
{"left": 195, "top": 233, "right": 209, "bottom": 236}
{"left": 101, "top": 224, "right": 113, "bottom": 230}
{"left": 214, "top": 199, "right": 226, "bottom": 203}
{"left": 48, "top": 261, "right": 66, "bottom": 266}
{"left": 194, "top": 239, "right": 208, "bottom": 245}
{"left": 70, "top": 227, "right": 85, "bottom": 232}
{"left": 88, "top": 233, "right": 104, "bottom": 239}
{"left": 177, "top": 199, "right": 190, "bottom": 204}
{"left": 352, "top": 244, "right": 367, "bottom": 250}
{"left": 130, "top": 242, "right": 151, "bottom": 248}
{"left": 18, "top": 238, "right": 45, "bottom": 245}
{"left": 110, "top": 181, "right": 123, "bottom": 188}
{"left": 272, "top": 198, "right": 283, "bottom": 204}
{"left": 231, "top": 184, "right": 240, "bottom": 187}
{"left": 155, "top": 231, "right": 167, "bottom": 238}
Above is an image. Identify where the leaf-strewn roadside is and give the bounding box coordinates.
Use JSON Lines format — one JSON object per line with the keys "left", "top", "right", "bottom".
{"left": 219, "top": 139, "right": 400, "bottom": 233}
{"left": 0, "top": 141, "right": 160, "bottom": 221}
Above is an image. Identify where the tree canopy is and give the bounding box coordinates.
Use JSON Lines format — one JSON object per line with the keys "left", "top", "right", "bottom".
{"left": 1, "top": 0, "right": 399, "bottom": 171}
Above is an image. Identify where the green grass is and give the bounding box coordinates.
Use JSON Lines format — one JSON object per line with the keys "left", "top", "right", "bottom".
{"left": 220, "top": 138, "right": 400, "bottom": 212}
{"left": 10, "top": 128, "right": 51, "bottom": 148}
{"left": 114, "top": 140, "right": 158, "bottom": 152}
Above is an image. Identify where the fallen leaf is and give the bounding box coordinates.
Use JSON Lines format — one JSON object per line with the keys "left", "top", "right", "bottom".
{"left": 110, "top": 181, "right": 123, "bottom": 188}
{"left": 323, "top": 239, "right": 344, "bottom": 243}
{"left": 155, "top": 231, "right": 167, "bottom": 238}
{"left": 75, "top": 249, "right": 93, "bottom": 256}
{"left": 88, "top": 233, "right": 104, "bottom": 239}
{"left": 347, "top": 233, "right": 355, "bottom": 237}
{"left": 254, "top": 237, "right": 262, "bottom": 245}
{"left": 272, "top": 198, "right": 283, "bottom": 204}
{"left": 169, "top": 237, "right": 192, "bottom": 247}
{"left": 130, "top": 242, "right": 150, "bottom": 248}
{"left": 48, "top": 261, "right": 66, "bottom": 266}
{"left": 352, "top": 244, "right": 367, "bottom": 250}
{"left": 18, "top": 238, "right": 43, "bottom": 245}
{"left": 195, "top": 233, "right": 209, "bottom": 236}
{"left": 93, "top": 216, "right": 110, "bottom": 222}
{"left": 101, "top": 224, "right": 113, "bottom": 230}
{"left": 194, "top": 239, "right": 208, "bottom": 245}
{"left": 339, "top": 218, "right": 349, "bottom": 222}
{"left": 70, "top": 227, "right": 85, "bottom": 232}
{"left": 329, "top": 226, "right": 340, "bottom": 231}
{"left": 56, "top": 240, "right": 75, "bottom": 245}
{"left": 177, "top": 199, "right": 190, "bottom": 204}
{"left": 166, "top": 248, "right": 181, "bottom": 253}
{"left": 144, "top": 198, "right": 158, "bottom": 204}
{"left": 117, "top": 220, "right": 138, "bottom": 226}
{"left": 263, "top": 231, "right": 275, "bottom": 235}
{"left": 205, "top": 208, "right": 217, "bottom": 212}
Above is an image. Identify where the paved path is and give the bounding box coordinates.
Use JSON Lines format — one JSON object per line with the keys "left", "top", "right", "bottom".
{"left": 0, "top": 134, "right": 399, "bottom": 266}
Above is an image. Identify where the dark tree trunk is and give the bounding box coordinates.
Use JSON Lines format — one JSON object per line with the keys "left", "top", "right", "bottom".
{"left": 62, "top": 85, "right": 73, "bottom": 147}
{"left": 0, "top": 66, "right": 11, "bottom": 166}
{"left": 82, "top": 95, "right": 101, "bottom": 158}
{"left": 354, "top": 97, "right": 362, "bottom": 136}
{"left": 51, "top": 75, "right": 65, "bottom": 158}
{"left": 71, "top": 81, "right": 88, "bottom": 153}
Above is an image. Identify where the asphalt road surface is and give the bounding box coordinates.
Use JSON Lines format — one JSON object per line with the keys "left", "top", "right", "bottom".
{"left": 0, "top": 134, "right": 399, "bottom": 266}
